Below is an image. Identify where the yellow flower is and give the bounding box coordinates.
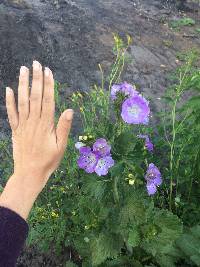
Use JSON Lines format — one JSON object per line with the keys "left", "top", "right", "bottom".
{"left": 80, "top": 107, "right": 84, "bottom": 112}
{"left": 51, "top": 211, "right": 59, "bottom": 218}
{"left": 83, "top": 136, "right": 88, "bottom": 141}
{"left": 79, "top": 136, "right": 83, "bottom": 141}
{"left": 78, "top": 92, "right": 83, "bottom": 98}
{"left": 128, "top": 173, "right": 134, "bottom": 178}
{"left": 129, "top": 179, "right": 135, "bottom": 185}
{"left": 89, "top": 135, "right": 93, "bottom": 139}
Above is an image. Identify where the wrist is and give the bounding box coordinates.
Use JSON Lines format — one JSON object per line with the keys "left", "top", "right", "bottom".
{"left": 0, "top": 174, "right": 41, "bottom": 220}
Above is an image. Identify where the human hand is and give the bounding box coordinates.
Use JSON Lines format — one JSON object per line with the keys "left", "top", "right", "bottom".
{"left": 0, "top": 61, "right": 73, "bottom": 219}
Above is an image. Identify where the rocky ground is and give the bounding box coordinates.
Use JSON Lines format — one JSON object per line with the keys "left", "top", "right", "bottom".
{"left": 0, "top": 0, "right": 199, "bottom": 266}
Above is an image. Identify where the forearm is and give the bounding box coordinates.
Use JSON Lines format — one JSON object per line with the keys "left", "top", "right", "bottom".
{"left": 0, "top": 174, "right": 42, "bottom": 220}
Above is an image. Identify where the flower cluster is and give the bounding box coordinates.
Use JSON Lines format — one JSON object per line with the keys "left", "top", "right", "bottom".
{"left": 76, "top": 138, "right": 114, "bottom": 176}
{"left": 111, "top": 82, "right": 150, "bottom": 125}
{"left": 145, "top": 163, "right": 162, "bottom": 195}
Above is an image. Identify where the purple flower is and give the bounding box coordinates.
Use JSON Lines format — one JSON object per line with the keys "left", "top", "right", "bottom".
{"left": 75, "top": 142, "right": 86, "bottom": 150}
{"left": 111, "top": 82, "right": 138, "bottom": 100}
{"left": 111, "top": 84, "right": 121, "bottom": 100}
{"left": 95, "top": 156, "right": 115, "bottom": 176}
{"left": 77, "top": 139, "right": 115, "bottom": 176}
{"left": 145, "top": 163, "right": 162, "bottom": 195}
{"left": 93, "top": 138, "right": 111, "bottom": 157}
{"left": 138, "top": 135, "right": 154, "bottom": 152}
{"left": 121, "top": 95, "right": 150, "bottom": 125}
{"left": 77, "top": 147, "right": 99, "bottom": 173}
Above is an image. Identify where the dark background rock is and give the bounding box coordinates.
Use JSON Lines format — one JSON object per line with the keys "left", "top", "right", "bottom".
{"left": 0, "top": 0, "right": 199, "bottom": 136}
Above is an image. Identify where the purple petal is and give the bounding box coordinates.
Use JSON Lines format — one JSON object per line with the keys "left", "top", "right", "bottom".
{"left": 145, "top": 163, "right": 162, "bottom": 182}
{"left": 111, "top": 82, "right": 138, "bottom": 101}
{"left": 138, "top": 134, "right": 149, "bottom": 140}
{"left": 147, "top": 182, "right": 157, "bottom": 195}
{"left": 121, "top": 82, "right": 138, "bottom": 98}
{"left": 121, "top": 95, "right": 150, "bottom": 125}
{"left": 111, "top": 84, "right": 121, "bottom": 100}
{"left": 78, "top": 152, "right": 98, "bottom": 173}
{"left": 93, "top": 138, "right": 111, "bottom": 157}
{"left": 145, "top": 163, "right": 162, "bottom": 195}
{"left": 75, "top": 142, "right": 86, "bottom": 150}
{"left": 95, "top": 156, "right": 115, "bottom": 176}
{"left": 79, "top": 146, "right": 91, "bottom": 154}
{"left": 145, "top": 139, "right": 154, "bottom": 152}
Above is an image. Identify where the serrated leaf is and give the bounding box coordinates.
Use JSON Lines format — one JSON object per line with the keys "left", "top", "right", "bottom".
{"left": 90, "top": 233, "right": 123, "bottom": 266}
{"left": 114, "top": 131, "right": 136, "bottom": 155}
{"left": 128, "top": 226, "right": 141, "bottom": 247}
{"left": 110, "top": 161, "right": 124, "bottom": 178}
{"left": 156, "top": 255, "right": 176, "bottom": 267}
{"left": 176, "top": 225, "right": 200, "bottom": 266}
{"left": 118, "top": 192, "right": 154, "bottom": 237}
{"left": 142, "top": 209, "right": 183, "bottom": 257}
{"left": 82, "top": 176, "right": 107, "bottom": 200}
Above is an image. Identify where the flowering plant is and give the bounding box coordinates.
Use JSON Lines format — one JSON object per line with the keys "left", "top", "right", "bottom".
{"left": 23, "top": 36, "right": 200, "bottom": 266}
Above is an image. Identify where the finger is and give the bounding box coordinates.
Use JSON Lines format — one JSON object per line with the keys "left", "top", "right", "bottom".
{"left": 56, "top": 109, "right": 74, "bottom": 151}
{"left": 30, "top": 61, "right": 43, "bottom": 119}
{"left": 41, "top": 67, "right": 55, "bottom": 126}
{"left": 18, "top": 66, "right": 29, "bottom": 122}
{"left": 6, "top": 87, "right": 19, "bottom": 130}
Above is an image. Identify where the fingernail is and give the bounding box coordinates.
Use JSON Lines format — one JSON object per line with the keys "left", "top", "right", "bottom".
{"left": 33, "top": 61, "right": 40, "bottom": 70}
{"left": 65, "top": 109, "right": 74, "bottom": 120}
{"left": 6, "top": 87, "right": 12, "bottom": 94}
{"left": 45, "top": 67, "right": 50, "bottom": 77}
{"left": 20, "top": 66, "right": 27, "bottom": 75}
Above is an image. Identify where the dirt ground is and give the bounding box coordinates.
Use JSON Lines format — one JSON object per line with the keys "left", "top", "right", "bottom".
{"left": 0, "top": 0, "right": 199, "bottom": 266}
{"left": 0, "top": 0, "right": 199, "bottom": 136}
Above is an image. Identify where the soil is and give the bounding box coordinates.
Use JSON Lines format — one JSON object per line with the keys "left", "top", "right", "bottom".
{"left": 0, "top": 0, "right": 199, "bottom": 266}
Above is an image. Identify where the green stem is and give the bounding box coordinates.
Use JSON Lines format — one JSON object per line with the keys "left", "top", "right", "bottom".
{"left": 113, "top": 176, "right": 120, "bottom": 204}
{"left": 169, "top": 98, "right": 177, "bottom": 211}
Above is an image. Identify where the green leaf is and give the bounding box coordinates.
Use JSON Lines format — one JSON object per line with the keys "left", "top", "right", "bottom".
{"left": 142, "top": 209, "right": 183, "bottom": 258}
{"left": 90, "top": 233, "right": 123, "bottom": 266}
{"left": 82, "top": 176, "right": 107, "bottom": 201}
{"left": 156, "top": 255, "right": 176, "bottom": 267}
{"left": 114, "top": 131, "right": 136, "bottom": 156}
{"left": 176, "top": 225, "right": 200, "bottom": 266}
{"left": 118, "top": 192, "right": 154, "bottom": 237}
{"left": 110, "top": 161, "right": 125, "bottom": 178}
{"left": 65, "top": 261, "right": 78, "bottom": 267}
{"left": 128, "top": 226, "right": 141, "bottom": 247}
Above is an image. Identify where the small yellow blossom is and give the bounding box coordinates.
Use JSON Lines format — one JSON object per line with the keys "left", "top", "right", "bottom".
{"left": 79, "top": 136, "right": 83, "bottom": 141}
{"left": 128, "top": 173, "right": 134, "bottom": 178}
{"left": 129, "top": 179, "right": 135, "bottom": 185}
{"left": 51, "top": 211, "right": 59, "bottom": 218}
{"left": 78, "top": 92, "right": 83, "bottom": 98}
{"left": 80, "top": 107, "right": 84, "bottom": 112}
{"left": 83, "top": 136, "right": 88, "bottom": 141}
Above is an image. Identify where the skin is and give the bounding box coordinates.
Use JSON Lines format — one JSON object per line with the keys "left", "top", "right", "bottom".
{"left": 0, "top": 61, "right": 74, "bottom": 220}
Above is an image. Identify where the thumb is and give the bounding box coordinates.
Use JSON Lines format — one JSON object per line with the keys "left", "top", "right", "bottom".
{"left": 56, "top": 109, "right": 74, "bottom": 151}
